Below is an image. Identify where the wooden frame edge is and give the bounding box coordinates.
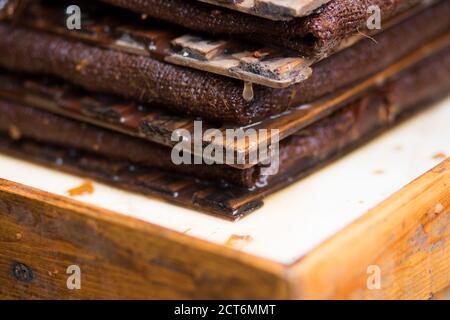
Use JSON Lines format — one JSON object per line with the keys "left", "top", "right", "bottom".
{"left": 0, "top": 179, "right": 288, "bottom": 299}
{"left": 287, "top": 158, "right": 450, "bottom": 299}
{"left": 0, "top": 158, "right": 448, "bottom": 299}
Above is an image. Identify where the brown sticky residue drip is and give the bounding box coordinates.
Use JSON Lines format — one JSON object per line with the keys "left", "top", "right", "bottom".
{"left": 243, "top": 82, "right": 254, "bottom": 102}
{"left": 373, "top": 169, "right": 385, "bottom": 175}
{"left": 67, "top": 180, "right": 94, "bottom": 197}
{"left": 432, "top": 152, "right": 447, "bottom": 160}
{"left": 225, "top": 234, "right": 253, "bottom": 247}
{"left": 8, "top": 125, "right": 21, "bottom": 140}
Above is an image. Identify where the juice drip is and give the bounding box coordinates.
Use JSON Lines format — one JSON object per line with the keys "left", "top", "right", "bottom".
{"left": 243, "top": 82, "right": 254, "bottom": 102}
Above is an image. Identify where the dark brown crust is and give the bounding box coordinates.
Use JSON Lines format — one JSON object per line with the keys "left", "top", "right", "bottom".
{"left": 0, "top": 54, "right": 448, "bottom": 217}
{"left": 0, "top": 99, "right": 257, "bottom": 187}
{"left": 101, "top": 0, "right": 422, "bottom": 55}
{"left": 1, "top": 44, "right": 449, "bottom": 189}
{"left": 0, "top": 1, "right": 449, "bottom": 124}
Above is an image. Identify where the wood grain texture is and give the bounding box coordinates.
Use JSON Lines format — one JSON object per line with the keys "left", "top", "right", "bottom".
{"left": 0, "top": 179, "right": 288, "bottom": 299}
{"left": 0, "top": 159, "right": 449, "bottom": 299}
{"left": 433, "top": 286, "right": 450, "bottom": 300}
{"left": 289, "top": 158, "right": 450, "bottom": 300}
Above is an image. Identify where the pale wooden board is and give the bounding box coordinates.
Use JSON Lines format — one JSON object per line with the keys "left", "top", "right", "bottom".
{"left": 197, "top": 0, "right": 332, "bottom": 20}
{"left": 0, "top": 96, "right": 449, "bottom": 264}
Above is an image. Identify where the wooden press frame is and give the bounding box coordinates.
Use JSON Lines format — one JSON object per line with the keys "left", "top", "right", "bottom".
{"left": 0, "top": 158, "right": 448, "bottom": 299}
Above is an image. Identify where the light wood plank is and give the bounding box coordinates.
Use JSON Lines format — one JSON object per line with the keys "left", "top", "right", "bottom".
{"left": 290, "top": 158, "right": 450, "bottom": 299}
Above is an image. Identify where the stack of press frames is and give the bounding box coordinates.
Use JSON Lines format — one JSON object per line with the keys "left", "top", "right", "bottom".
{"left": 0, "top": 0, "right": 449, "bottom": 218}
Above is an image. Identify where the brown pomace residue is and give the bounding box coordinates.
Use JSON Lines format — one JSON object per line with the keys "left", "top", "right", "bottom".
{"left": 67, "top": 180, "right": 94, "bottom": 197}
{"left": 225, "top": 234, "right": 253, "bottom": 247}
{"left": 432, "top": 152, "right": 447, "bottom": 160}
